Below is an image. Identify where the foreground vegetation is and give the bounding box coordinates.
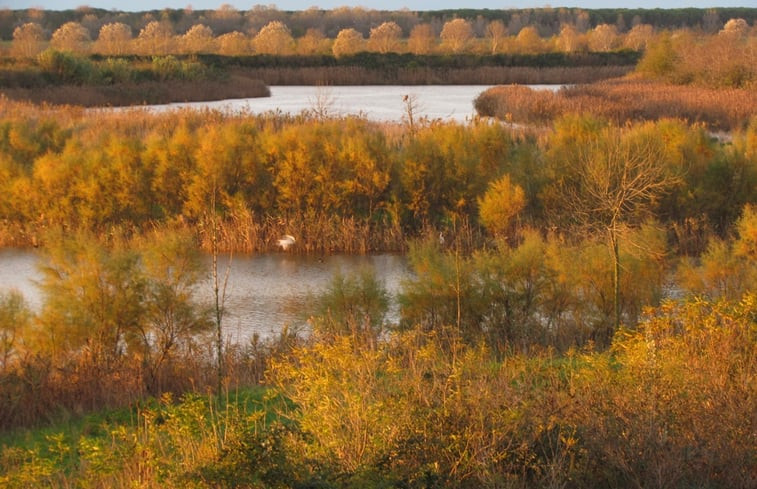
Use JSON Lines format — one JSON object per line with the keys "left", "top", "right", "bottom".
{"left": 2, "top": 286, "right": 755, "bottom": 488}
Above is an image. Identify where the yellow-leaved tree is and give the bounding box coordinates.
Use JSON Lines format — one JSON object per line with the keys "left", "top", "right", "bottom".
{"left": 478, "top": 174, "right": 525, "bottom": 240}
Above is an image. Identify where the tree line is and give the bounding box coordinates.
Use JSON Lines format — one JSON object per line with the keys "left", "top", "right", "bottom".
{"left": 4, "top": 7, "right": 755, "bottom": 59}
{"left": 2, "top": 6, "right": 756, "bottom": 42}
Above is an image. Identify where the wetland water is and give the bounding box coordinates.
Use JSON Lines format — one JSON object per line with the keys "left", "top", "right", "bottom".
{"left": 149, "top": 84, "right": 562, "bottom": 122}
{"left": 0, "top": 249, "right": 409, "bottom": 343}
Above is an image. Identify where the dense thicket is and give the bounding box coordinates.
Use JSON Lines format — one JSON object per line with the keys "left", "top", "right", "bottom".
{"left": 474, "top": 25, "right": 756, "bottom": 127}
{"left": 2, "top": 285, "right": 755, "bottom": 488}
{"left": 1, "top": 101, "right": 755, "bottom": 254}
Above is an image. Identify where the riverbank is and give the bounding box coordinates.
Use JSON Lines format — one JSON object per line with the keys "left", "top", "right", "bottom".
{"left": 0, "top": 72, "right": 269, "bottom": 107}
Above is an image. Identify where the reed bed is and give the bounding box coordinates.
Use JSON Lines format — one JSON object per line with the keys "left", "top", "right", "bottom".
{"left": 475, "top": 78, "right": 757, "bottom": 131}
{"left": 241, "top": 64, "right": 632, "bottom": 86}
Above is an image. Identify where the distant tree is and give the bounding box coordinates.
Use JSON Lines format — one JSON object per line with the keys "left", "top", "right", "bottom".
{"left": 137, "top": 21, "right": 174, "bottom": 55}
{"left": 408, "top": 23, "right": 435, "bottom": 55}
{"left": 515, "top": 26, "right": 544, "bottom": 54}
{"left": 297, "top": 27, "right": 328, "bottom": 55}
{"left": 253, "top": 20, "right": 294, "bottom": 55}
{"left": 635, "top": 33, "right": 677, "bottom": 79}
{"left": 556, "top": 24, "right": 585, "bottom": 52}
{"left": 216, "top": 31, "right": 250, "bottom": 55}
{"left": 11, "top": 22, "right": 45, "bottom": 58}
{"left": 368, "top": 21, "right": 402, "bottom": 54}
{"left": 575, "top": 10, "right": 591, "bottom": 32}
{"left": 719, "top": 18, "right": 749, "bottom": 39}
{"left": 50, "top": 21, "right": 91, "bottom": 54}
{"left": 95, "top": 22, "right": 132, "bottom": 56}
{"left": 181, "top": 24, "right": 214, "bottom": 54}
{"left": 485, "top": 19, "right": 507, "bottom": 54}
{"left": 208, "top": 3, "right": 243, "bottom": 34}
{"left": 589, "top": 24, "right": 619, "bottom": 52}
{"left": 623, "top": 23, "right": 654, "bottom": 50}
{"left": 702, "top": 9, "right": 722, "bottom": 34}
{"left": 440, "top": 18, "right": 473, "bottom": 53}
{"left": 332, "top": 27, "right": 364, "bottom": 58}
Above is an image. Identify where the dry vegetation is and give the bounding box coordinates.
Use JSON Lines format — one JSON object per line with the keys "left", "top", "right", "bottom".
{"left": 239, "top": 64, "right": 630, "bottom": 86}
{"left": 475, "top": 78, "right": 757, "bottom": 132}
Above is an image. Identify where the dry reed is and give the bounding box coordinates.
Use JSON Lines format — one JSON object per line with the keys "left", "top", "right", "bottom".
{"left": 475, "top": 77, "right": 757, "bottom": 131}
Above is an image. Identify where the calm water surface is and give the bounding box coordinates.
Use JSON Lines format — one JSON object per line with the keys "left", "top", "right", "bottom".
{"left": 150, "top": 85, "right": 561, "bottom": 123}
{"left": 0, "top": 249, "right": 409, "bottom": 343}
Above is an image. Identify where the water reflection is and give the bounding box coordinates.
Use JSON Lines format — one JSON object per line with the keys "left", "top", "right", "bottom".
{"left": 0, "top": 249, "right": 410, "bottom": 344}
{"left": 212, "top": 253, "right": 408, "bottom": 343}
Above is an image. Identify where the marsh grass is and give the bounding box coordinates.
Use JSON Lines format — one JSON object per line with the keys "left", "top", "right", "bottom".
{"left": 475, "top": 78, "right": 757, "bottom": 131}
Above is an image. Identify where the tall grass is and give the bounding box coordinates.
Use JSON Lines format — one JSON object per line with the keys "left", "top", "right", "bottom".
{"left": 475, "top": 78, "right": 757, "bottom": 131}
{"left": 240, "top": 64, "right": 632, "bottom": 86}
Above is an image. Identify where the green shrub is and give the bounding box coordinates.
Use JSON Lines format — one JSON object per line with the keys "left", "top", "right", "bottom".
{"left": 36, "top": 49, "right": 99, "bottom": 84}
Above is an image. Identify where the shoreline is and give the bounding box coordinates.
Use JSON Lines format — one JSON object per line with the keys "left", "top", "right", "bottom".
{"left": 0, "top": 74, "right": 270, "bottom": 108}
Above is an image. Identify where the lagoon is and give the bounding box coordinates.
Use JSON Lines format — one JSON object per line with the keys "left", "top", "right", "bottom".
{"left": 148, "top": 84, "right": 562, "bottom": 123}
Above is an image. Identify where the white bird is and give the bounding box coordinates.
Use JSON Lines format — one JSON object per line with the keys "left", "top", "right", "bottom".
{"left": 277, "top": 234, "right": 296, "bottom": 251}
{"left": 439, "top": 231, "right": 445, "bottom": 246}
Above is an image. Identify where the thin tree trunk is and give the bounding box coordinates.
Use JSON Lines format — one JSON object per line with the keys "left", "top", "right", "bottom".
{"left": 611, "top": 228, "right": 621, "bottom": 335}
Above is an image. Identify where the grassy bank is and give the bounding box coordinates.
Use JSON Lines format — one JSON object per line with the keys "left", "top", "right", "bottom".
{"left": 0, "top": 53, "right": 270, "bottom": 107}
{"left": 0, "top": 74, "right": 269, "bottom": 107}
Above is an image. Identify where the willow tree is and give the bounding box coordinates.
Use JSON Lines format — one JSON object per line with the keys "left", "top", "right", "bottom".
{"left": 549, "top": 117, "right": 679, "bottom": 336}
{"left": 253, "top": 20, "right": 294, "bottom": 55}
{"left": 12, "top": 22, "right": 46, "bottom": 58}
{"left": 368, "top": 21, "right": 402, "bottom": 54}
{"left": 50, "top": 21, "right": 91, "bottom": 54}
{"left": 332, "top": 28, "right": 364, "bottom": 58}
{"left": 95, "top": 22, "right": 133, "bottom": 55}
{"left": 440, "top": 18, "right": 473, "bottom": 54}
